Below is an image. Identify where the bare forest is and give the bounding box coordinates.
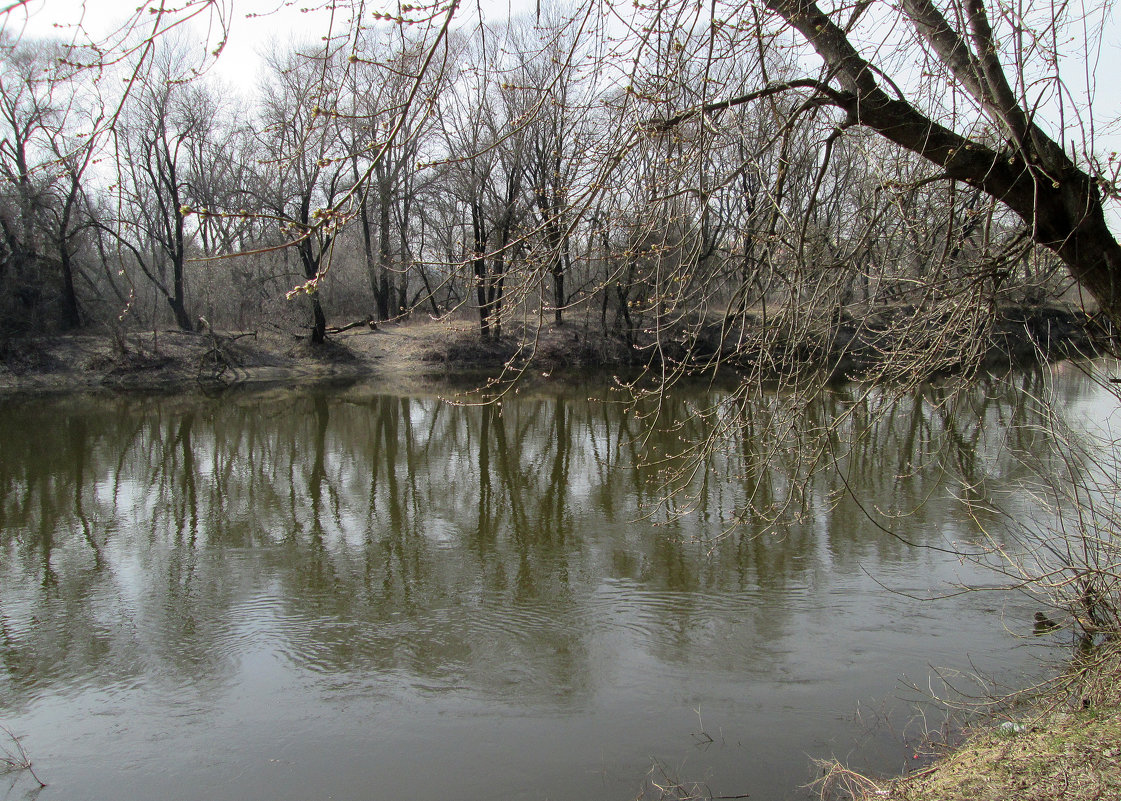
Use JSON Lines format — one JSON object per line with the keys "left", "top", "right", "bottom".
{"left": 0, "top": 0, "right": 1115, "bottom": 383}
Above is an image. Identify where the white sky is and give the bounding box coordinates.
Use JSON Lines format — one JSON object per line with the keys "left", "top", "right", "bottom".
{"left": 6, "top": 0, "right": 539, "bottom": 84}
{"left": 5, "top": 0, "right": 1121, "bottom": 234}
{"left": 10, "top": 0, "right": 1119, "bottom": 125}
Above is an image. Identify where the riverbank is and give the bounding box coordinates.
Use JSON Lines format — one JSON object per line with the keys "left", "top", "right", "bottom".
{"left": 0, "top": 304, "right": 1103, "bottom": 397}
{"left": 0, "top": 313, "right": 607, "bottom": 398}
{"left": 822, "top": 643, "right": 1121, "bottom": 801}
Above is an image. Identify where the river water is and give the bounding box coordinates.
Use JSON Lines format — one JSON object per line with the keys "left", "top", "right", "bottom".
{"left": 0, "top": 364, "right": 1113, "bottom": 800}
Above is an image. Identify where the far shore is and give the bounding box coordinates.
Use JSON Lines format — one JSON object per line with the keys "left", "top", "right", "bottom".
{"left": 0, "top": 303, "right": 1103, "bottom": 399}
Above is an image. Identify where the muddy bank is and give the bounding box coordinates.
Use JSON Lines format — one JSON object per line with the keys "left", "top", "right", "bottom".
{"left": 663, "top": 303, "right": 1105, "bottom": 378}
{"left": 0, "top": 304, "right": 1103, "bottom": 398}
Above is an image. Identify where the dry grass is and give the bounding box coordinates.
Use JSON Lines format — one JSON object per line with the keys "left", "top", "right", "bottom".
{"left": 882, "top": 708, "right": 1121, "bottom": 801}
{"left": 812, "top": 761, "right": 889, "bottom": 800}
{"left": 815, "top": 642, "right": 1121, "bottom": 801}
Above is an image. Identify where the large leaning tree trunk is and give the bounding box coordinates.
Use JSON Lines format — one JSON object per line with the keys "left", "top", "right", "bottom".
{"left": 650, "top": 0, "right": 1121, "bottom": 327}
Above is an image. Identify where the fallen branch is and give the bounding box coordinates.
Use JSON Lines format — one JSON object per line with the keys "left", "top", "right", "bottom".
{"left": 327, "top": 317, "right": 378, "bottom": 334}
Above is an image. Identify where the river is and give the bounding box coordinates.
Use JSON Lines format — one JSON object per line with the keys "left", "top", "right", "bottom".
{"left": 0, "top": 363, "right": 1111, "bottom": 800}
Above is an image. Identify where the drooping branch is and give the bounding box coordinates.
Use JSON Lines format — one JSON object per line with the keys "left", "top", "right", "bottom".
{"left": 749, "top": 0, "right": 1121, "bottom": 326}
{"left": 642, "top": 78, "right": 840, "bottom": 132}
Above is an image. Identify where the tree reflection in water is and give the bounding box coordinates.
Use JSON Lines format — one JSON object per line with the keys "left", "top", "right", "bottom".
{"left": 0, "top": 367, "right": 1099, "bottom": 800}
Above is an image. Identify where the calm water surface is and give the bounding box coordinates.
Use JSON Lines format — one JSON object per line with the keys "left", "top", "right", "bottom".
{"left": 0, "top": 366, "right": 1111, "bottom": 800}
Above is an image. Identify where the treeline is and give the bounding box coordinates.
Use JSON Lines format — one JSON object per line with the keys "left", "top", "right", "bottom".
{"left": 0, "top": 7, "right": 1066, "bottom": 359}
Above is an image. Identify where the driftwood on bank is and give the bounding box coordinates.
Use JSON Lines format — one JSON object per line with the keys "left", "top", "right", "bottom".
{"left": 327, "top": 317, "right": 379, "bottom": 335}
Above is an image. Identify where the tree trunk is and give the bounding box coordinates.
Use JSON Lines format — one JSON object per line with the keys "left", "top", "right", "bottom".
{"left": 359, "top": 193, "right": 386, "bottom": 320}
{"left": 309, "top": 293, "right": 327, "bottom": 344}
{"left": 299, "top": 240, "right": 328, "bottom": 344}
{"left": 377, "top": 183, "right": 393, "bottom": 321}
{"left": 553, "top": 267, "right": 564, "bottom": 325}
{"left": 762, "top": 0, "right": 1121, "bottom": 326}
{"left": 168, "top": 294, "right": 194, "bottom": 332}
{"left": 59, "top": 250, "right": 81, "bottom": 330}
{"left": 170, "top": 236, "right": 193, "bottom": 331}
{"left": 471, "top": 199, "right": 490, "bottom": 339}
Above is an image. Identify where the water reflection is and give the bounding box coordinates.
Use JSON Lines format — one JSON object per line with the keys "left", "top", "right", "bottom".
{"left": 0, "top": 366, "right": 1107, "bottom": 800}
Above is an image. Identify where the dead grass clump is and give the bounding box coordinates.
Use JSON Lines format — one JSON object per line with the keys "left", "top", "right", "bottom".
{"left": 285, "top": 337, "right": 359, "bottom": 363}
{"left": 815, "top": 642, "right": 1121, "bottom": 801}
{"left": 421, "top": 330, "right": 518, "bottom": 368}
{"left": 811, "top": 760, "right": 888, "bottom": 800}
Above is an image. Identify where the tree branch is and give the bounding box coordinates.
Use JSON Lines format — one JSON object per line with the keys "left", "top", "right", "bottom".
{"left": 642, "top": 79, "right": 841, "bottom": 133}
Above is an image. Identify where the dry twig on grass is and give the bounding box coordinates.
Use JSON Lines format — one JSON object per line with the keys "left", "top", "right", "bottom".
{"left": 810, "top": 759, "right": 887, "bottom": 800}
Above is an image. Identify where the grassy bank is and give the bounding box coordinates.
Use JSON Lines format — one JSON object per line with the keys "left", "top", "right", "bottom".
{"left": 819, "top": 642, "right": 1121, "bottom": 801}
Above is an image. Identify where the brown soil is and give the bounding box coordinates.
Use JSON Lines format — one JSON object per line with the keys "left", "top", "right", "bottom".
{"left": 0, "top": 315, "right": 621, "bottom": 398}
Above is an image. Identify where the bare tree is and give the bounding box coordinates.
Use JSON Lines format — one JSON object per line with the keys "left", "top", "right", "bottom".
{"left": 110, "top": 42, "right": 229, "bottom": 331}
{"left": 3, "top": 0, "right": 1116, "bottom": 352}
{"left": 257, "top": 45, "right": 349, "bottom": 344}
{"left": 38, "top": 87, "right": 99, "bottom": 331}
{"left": 511, "top": 17, "right": 596, "bottom": 325}
{"left": 0, "top": 34, "right": 57, "bottom": 330}
{"left": 436, "top": 31, "right": 530, "bottom": 339}
{"left": 0, "top": 34, "right": 105, "bottom": 333}
{"left": 632, "top": 0, "right": 1121, "bottom": 326}
{"left": 342, "top": 29, "right": 444, "bottom": 322}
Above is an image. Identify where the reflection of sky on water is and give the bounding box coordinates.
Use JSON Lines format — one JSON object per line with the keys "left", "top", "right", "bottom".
{"left": 1060, "top": 360, "right": 1121, "bottom": 437}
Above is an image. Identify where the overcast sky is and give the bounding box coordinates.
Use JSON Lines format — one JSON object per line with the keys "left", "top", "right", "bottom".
{"left": 6, "top": 0, "right": 543, "bottom": 84}
{"left": 5, "top": 0, "right": 1121, "bottom": 232}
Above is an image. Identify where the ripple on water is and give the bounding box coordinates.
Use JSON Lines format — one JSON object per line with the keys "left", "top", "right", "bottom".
{"left": 574, "top": 580, "right": 771, "bottom": 638}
